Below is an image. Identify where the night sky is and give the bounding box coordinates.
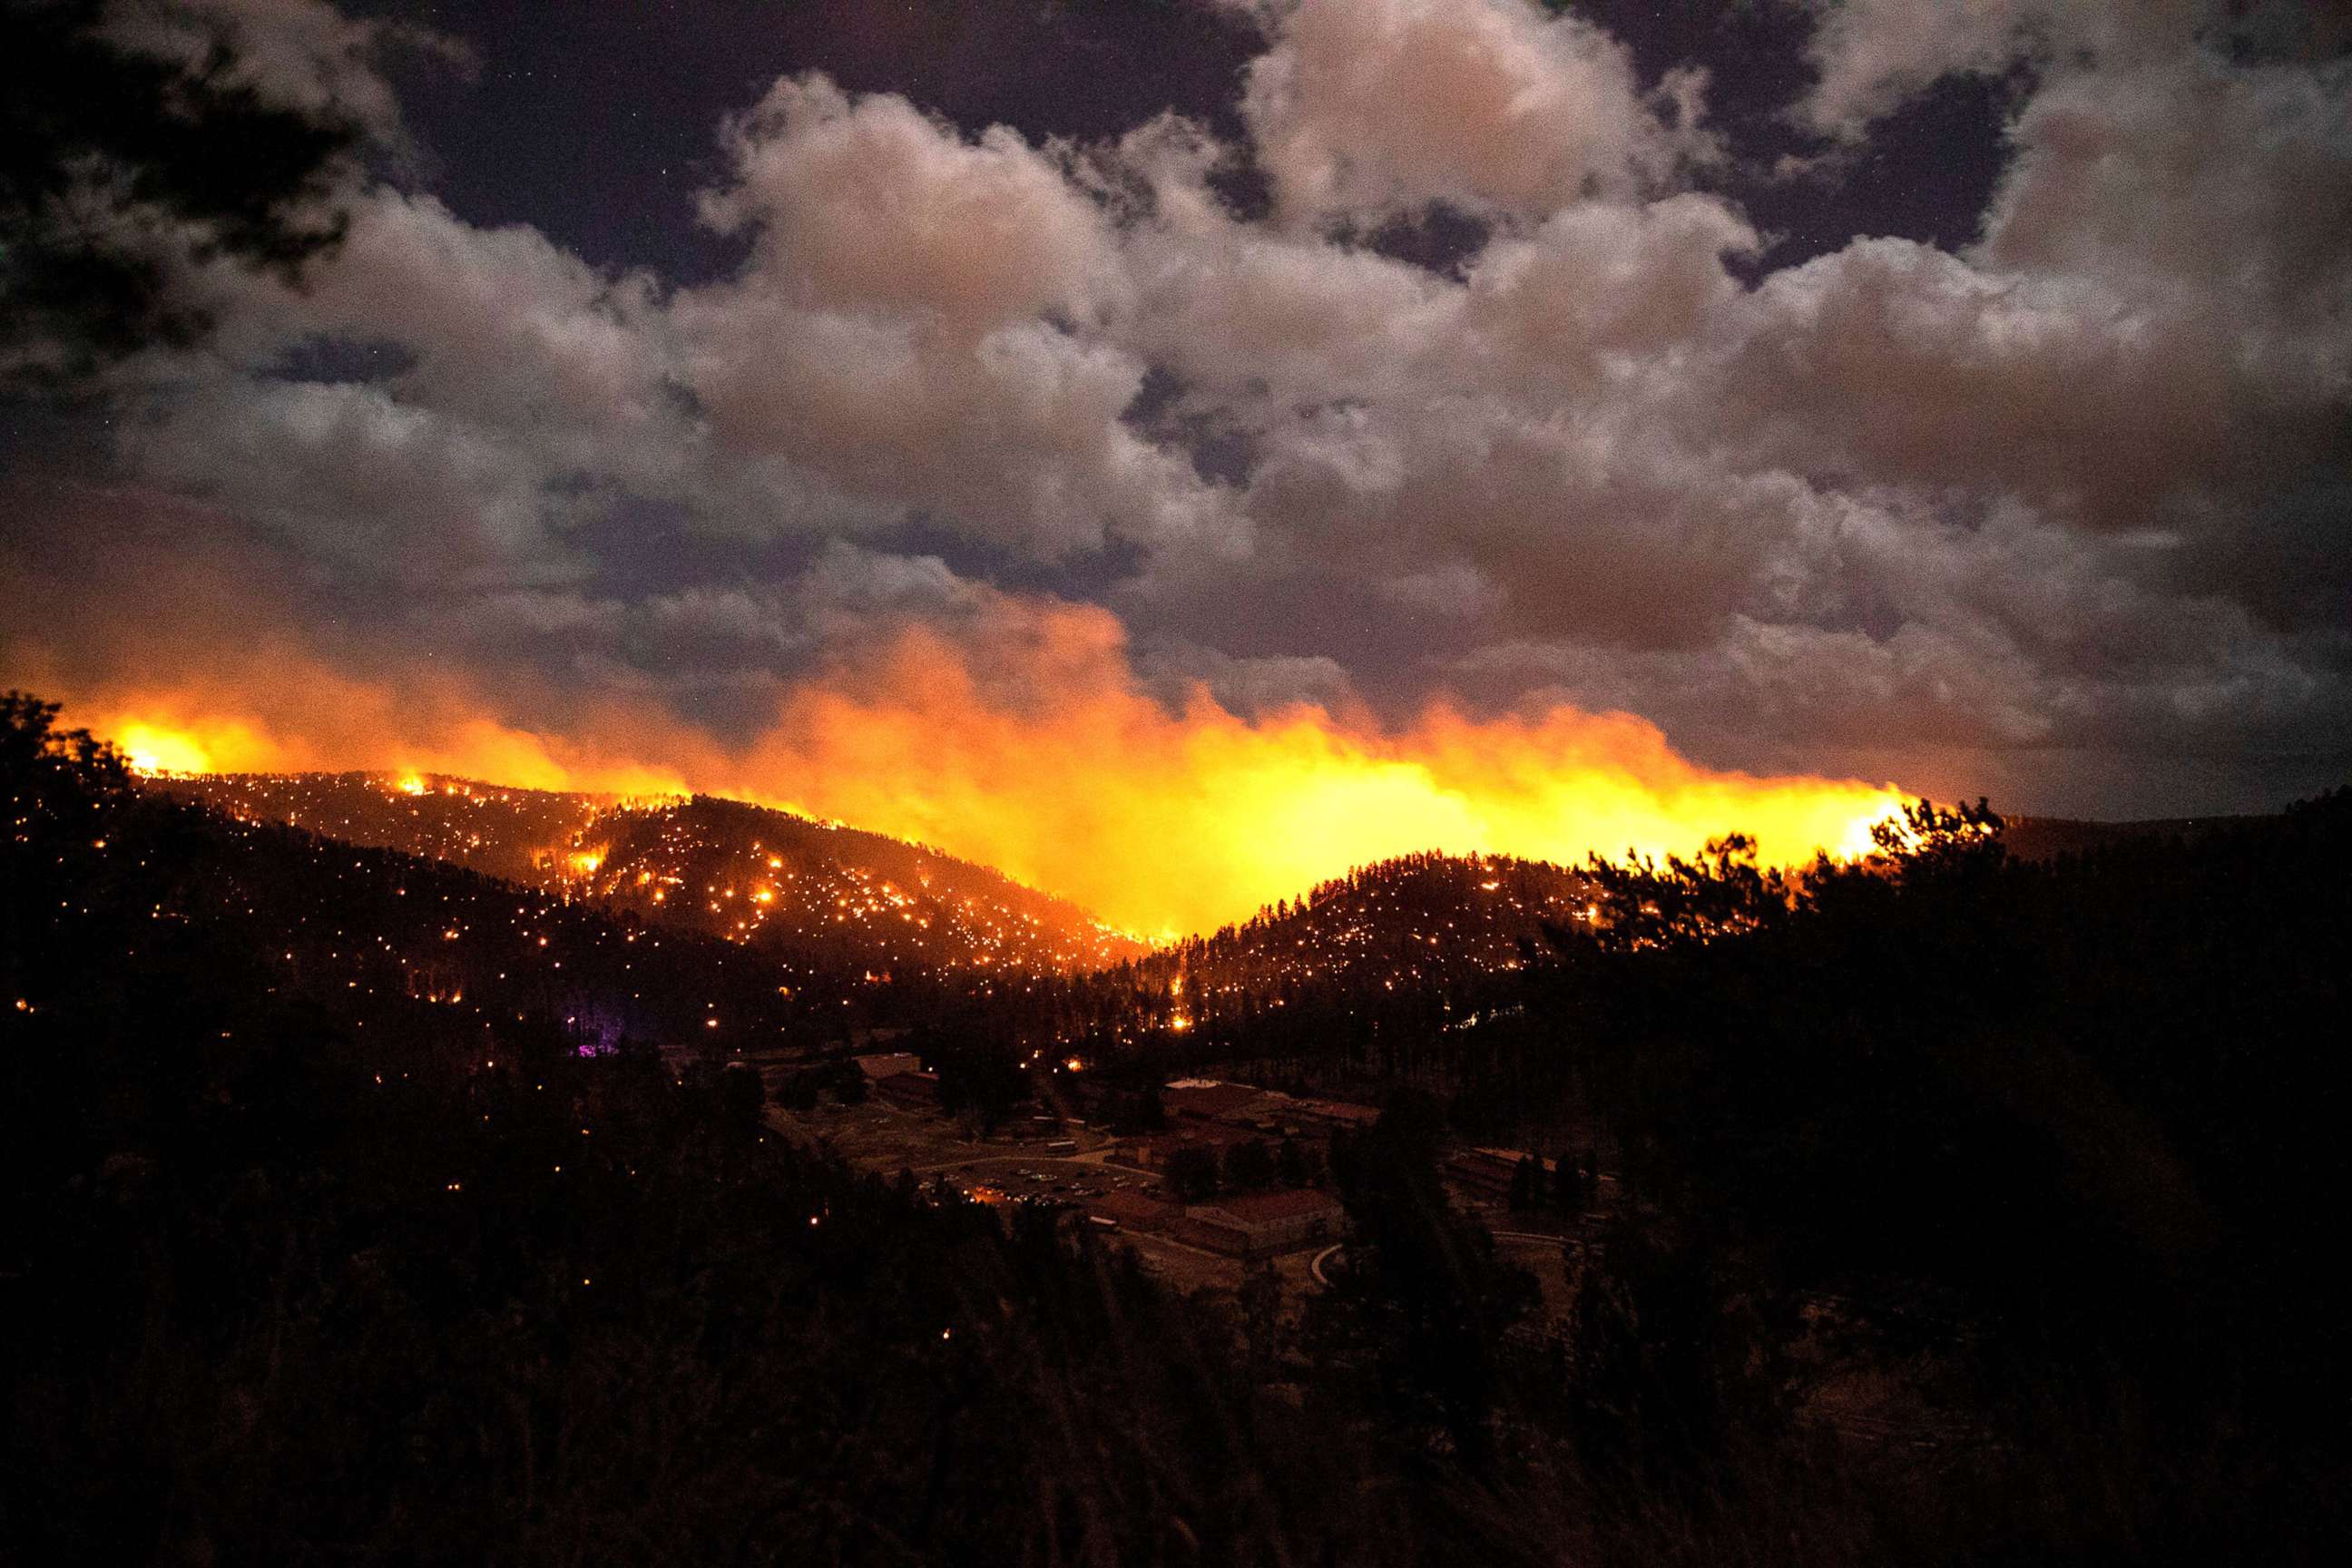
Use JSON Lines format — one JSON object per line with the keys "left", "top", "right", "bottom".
{"left": 5, "top": 0, "right": 2349, "bottom": 839}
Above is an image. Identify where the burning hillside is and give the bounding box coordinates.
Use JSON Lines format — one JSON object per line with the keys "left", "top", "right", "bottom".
{"left": 29, "top": 584, "right": 1906, "bottom": 936}
{"left": 153, "top": 769, "right": 1142, "bottom": 976}
{"left": 1134, "top": 851, "right": 1594, "bottom": 1013}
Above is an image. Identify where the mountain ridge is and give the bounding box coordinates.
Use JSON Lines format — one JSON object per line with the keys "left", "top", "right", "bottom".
{"left": 148, "top": 770, "right": 2247, "bottom": 989}
{"left": 151, "top": 769, "right": 1145, "bottom": 976}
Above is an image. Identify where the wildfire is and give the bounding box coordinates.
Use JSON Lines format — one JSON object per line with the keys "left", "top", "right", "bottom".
{"left": 719, "top": 625, "right": 1906, "bottom": 933}
{"left": 114, "top": 720, "right": 241, "bottom": 776}
{"left": 44, "top": 603, "right": 1905, "bottom": 936}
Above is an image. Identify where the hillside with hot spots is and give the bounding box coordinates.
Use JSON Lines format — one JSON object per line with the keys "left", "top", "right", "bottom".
{"left": 160, "top": 771, "right": 607, "bottom": 882}
{"left": 1169, "top": 851, "right": 1592, "bottom": 998}
{"left": 566, "top": 795, "right": 1144, "bottom": 974}
{"left": 1024, "top": 852, "right": 1596, "bottom": 1073}
{"left": 154, "top": 772, "right": 1143, "bottom": 976}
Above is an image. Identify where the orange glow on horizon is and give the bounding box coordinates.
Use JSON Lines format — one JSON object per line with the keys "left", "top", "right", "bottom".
{"left": 54, "top": 609, "right": 1906, "bottom": 936}
{"left": 115, "top": 721, "right": 220, "bottom": 777}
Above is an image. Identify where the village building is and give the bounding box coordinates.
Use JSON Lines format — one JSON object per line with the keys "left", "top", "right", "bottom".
{"left": 1446, "top": 1146, "right": 1549, "bottom": 1200}
{"left": 854, "top": 1050, "right": 923, "bottom": 1082}
{"left": 1121, "top": 1122, "right": 1262, "bottom": 1171}
{"left": 1161, "top": 1079, "right": 1278, "bottom": 1124}
{"left": 1083, "top": 1188, "right": 1182, "bottom": 1232}
{"left": 874, "top": 1068, "right": 940, "bottom": 1108}
{"left": 1282, "top": 1098, "right": 1383, "bottom": 1136}
{"left": 1173, "top": 1190, "right": 1345, "bottom": 1259}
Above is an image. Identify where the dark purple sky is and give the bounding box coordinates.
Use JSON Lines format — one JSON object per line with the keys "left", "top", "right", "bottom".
{"left": 347, "top": 1, "right": 2008, "bottom": 282}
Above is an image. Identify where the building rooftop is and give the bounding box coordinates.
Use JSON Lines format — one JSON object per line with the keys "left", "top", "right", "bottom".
{"left": 1288, "top": 1099, "right": 1381, "bottom": 1127}
{"left": 1196, "top": 1189, "right": 1344, "bottom": 1224}
{"left": 1162, "top": 1081, "right": 1272, "bottom": 1122}
{"left": 855, "top": 1051, "right": 923, "bottom": 1081}
{"left": 1088, "top": 1189, "right": 1181, "bottom": 1227}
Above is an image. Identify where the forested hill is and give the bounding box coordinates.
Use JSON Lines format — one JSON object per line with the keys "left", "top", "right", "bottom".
{"left": 1150, "top": 850, "right": 1592, "bottom": 999}
{"left": 158, "top": 769, "right": 604, "bottom": 882}
{"left": 154, "top": 771, "right": 1143, "bottom": 975}
{"left": 575, "top": 795, "right": 1142, "bottom": 973}
{"left": 1997, "top": 811, "right": 2241, "bottom": 861}
{"left": 1029, "top": 852, "right": 1592, "bottom": 1080}
{"left": 64, "top": 779, "right": 809, "bottom": 1057}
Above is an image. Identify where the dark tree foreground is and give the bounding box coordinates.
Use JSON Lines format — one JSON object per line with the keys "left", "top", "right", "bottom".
{"left": 1521, "top": 798, "right": 2352, "bottom": 1559}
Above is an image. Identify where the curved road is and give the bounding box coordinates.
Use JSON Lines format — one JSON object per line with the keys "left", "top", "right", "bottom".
{"left": 1313, "top": 1230, "right": 1575, "bottom": 1290}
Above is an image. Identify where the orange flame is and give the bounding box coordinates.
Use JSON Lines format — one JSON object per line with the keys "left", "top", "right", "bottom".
{"left": 115, "top": 721, "right": 229, "bottom": 776}
{"left": 42, "top": 605, "right": 1903, "bottom": 936}
{"left": 720, "top": 623, "right": 1906, "bottom": 934}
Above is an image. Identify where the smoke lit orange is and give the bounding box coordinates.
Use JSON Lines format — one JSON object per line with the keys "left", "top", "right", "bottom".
{"left": 54, "top": 604, "right": 1905, "bottom": 936}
